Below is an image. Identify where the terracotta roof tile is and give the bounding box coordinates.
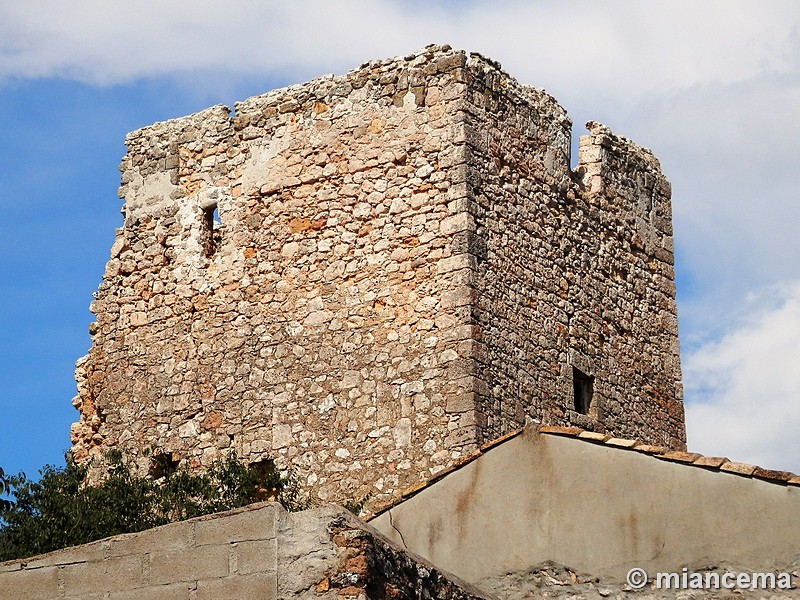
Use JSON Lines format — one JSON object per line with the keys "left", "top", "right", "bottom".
{"left": 535, "top": 424, "right": 793, "bottom": 488}
{"left": 720, "top": 461, "right": 758, "bottom": 476}
{"left": 659, "top": 451, "right": 702, "bottom": 464}
{"left": 693, "top": 456, "right": 729, "bottom": 469}
{"left": 605, "top": 437, "right": 639, "bottom": 449}
{"left": 452, "top": 449, "right": 482, "bottom": 468}
{"left": 752, "top": 467, "right": 796, "bottom": 483}
{"left": 400, "top": 481, "right": 429, "bottom": 498}
{"left": 428, "top": 464, "right": 458, "bottom": 484}
{"left": 538, "top": 425, "right": 582, "bottom": 437}
{"left": 577, "top": 431, "right": 610, "bottom": 443}
{"left": 480, "top": 427, "right": 524, "bottom": 451}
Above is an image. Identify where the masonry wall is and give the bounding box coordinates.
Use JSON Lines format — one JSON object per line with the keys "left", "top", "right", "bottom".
{"left": 572, "top": 123, "right": 684, "bottom": 446}
{"left": 454, "top": 57, "right": 684, "bottom": 448}
{"left": 71, "top": 45, "right": 685, "bottom": 510}
{"left": 0, "top": 503, "right": 488, "bottom": 600}
{"left": 72, "top": 47, "right": 478, "bottom": 508}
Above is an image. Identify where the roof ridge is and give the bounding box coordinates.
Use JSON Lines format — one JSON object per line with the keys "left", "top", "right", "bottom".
{"left": 537, "top": 425, "right": 800, "bottom": 485}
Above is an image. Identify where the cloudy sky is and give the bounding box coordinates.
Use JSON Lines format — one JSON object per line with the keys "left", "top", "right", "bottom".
{"left": 1, "top": 0, "right": 798, "bottom": 479}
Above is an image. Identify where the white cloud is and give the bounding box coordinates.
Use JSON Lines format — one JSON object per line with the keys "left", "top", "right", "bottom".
{"left": 684, "top": 281, "right": 800, "bottom": 473}
{"left": 1, "top": 1, "right": 797, "bottom": 93}
{"left": 624, "top": 71, "right": 800, "bottom": 336}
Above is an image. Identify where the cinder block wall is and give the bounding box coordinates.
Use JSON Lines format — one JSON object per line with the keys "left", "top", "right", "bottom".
{"left": 70, "top": 44, "right": 685, "bottom": 511}
{"left": 0, "top": 504, "right": 488, "bottom": 600}
{"left": 0, "top": 504, "right": 280, "bottom": 600}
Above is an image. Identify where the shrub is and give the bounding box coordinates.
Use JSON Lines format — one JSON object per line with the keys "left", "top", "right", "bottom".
{"left": 0, "top": 453, "right": 300, "bottom": 562}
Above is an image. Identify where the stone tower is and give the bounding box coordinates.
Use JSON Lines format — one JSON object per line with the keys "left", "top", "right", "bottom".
{"left": 71, "top": 45, "right": 685, "bottom": 507}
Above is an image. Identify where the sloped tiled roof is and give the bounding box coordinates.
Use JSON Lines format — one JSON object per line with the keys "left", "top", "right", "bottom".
{"left": 367, "top": 424, "right": 800, "bottom": 519}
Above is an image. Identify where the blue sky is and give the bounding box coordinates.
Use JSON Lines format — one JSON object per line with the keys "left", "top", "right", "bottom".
{"left": 1, "top": 0, "right": 799, "bottom": 479}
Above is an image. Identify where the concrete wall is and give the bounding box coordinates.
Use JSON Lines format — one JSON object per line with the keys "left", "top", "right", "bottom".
{"left": 0, "top": 503, "right": 488, "bottom": 600}
{"left": 1, "top": 503, "right": 285, "bottom": 600}
{"left": 370, "top": 426, "right": 800, "bottom": 585}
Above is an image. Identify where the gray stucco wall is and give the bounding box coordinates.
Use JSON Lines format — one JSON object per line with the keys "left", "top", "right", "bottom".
{"left": 369, "top": 426, "right": 800, "bottom": 583}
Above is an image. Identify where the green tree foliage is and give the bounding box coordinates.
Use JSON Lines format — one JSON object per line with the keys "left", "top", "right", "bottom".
{"left": 0, "top": 468, "right": 12, "bottom": 513}
{"left": 0, "top": 453, "right": 301, "bottom": 562}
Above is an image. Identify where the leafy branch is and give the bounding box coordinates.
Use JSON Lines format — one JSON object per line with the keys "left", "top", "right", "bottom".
{"left": 0, "top": 452, "right": 301, "bottom": 562}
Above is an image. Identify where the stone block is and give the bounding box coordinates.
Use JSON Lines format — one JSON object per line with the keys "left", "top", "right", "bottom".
{"left": 436, "top": 254, "right": 476, "bottom": 275}
{"left": 62, "top": 555, "right": 143, "bottom": 596}
{"left": 194, "top": 505, "right": 277, "bottom": 546}
{"left": 445, "top": 392, "right": 476, "bottom": 414}
{"left": 1, "top": 566, "right": 60, "bottom": 600}
{"left": 149, "top": 544, "right": 229, "bottom": 585}
{"left": 196, "top": 573, "right": 277, "bottom": 600}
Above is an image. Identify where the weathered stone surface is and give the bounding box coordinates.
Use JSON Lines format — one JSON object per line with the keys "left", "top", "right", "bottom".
{"left": 70, "top": 44, "right": 685, "bottom": 511}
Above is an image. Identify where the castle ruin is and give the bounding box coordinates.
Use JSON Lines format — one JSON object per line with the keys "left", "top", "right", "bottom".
{"left": 70, "top": 44, "right": 685, "bottom": 508}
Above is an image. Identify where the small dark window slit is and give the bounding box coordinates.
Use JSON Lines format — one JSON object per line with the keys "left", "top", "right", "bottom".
{"left": 202, "top": 204, "right": 219, "bottom": 257}
{"left": 149, "top": 452, "right": 179, "bottom": 479}
{"left": 573, "top": 367, "right": 594, "bottom": 415}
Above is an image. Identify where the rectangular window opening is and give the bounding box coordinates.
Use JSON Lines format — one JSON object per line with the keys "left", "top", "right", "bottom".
{"left": 202, "top": 204, "right": 219, "bottom": 257}
{"left": 573, "top": 367, "right": 594, "bottom": 415}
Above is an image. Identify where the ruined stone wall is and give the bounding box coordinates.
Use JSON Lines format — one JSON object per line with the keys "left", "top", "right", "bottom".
{"left": 448, "top": 54, "right": 684, "bottom": 448}
{"left": 71, "top": 45, "right": 685, "bottom": 510}
{"left": 459, "top": 54, "right": 576, "bottom": 442}
{"left": 571, "top": 123, "right": 684, "bottom": 447}
{"left": 72, "top": 46, "right": 480, "bottom": 507}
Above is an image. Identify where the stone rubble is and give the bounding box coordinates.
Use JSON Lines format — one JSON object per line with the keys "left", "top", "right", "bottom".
{"left": 479, "top": 560, "right": 800, "bottom": 600}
